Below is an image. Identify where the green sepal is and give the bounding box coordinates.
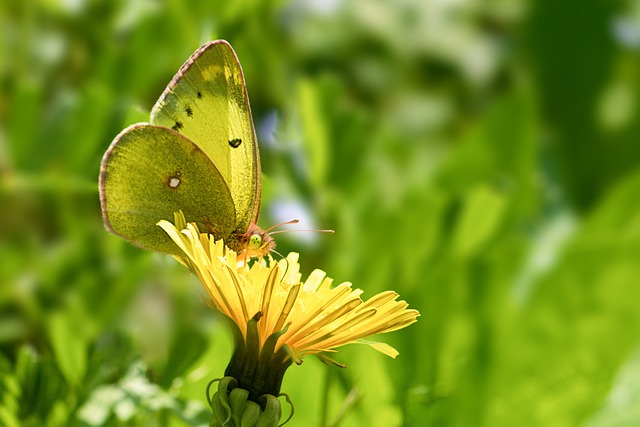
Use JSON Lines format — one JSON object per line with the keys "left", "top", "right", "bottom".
{"left": 250, "top": 325, "right": 292, "bottom": 398}
{"left": 208, "top": 379, "right": 286, "bottom": 426}
{"left": 225, "top": 312, "right": 262, "bottom": 398}
{"left": 209, "top": 376, "right": 237, "bottom": 426}
{"left": 239, "top": 400, "right": 261, "bottom": 427}
{"left": 229, "top": 387, "right": 250, "bottom": 426}
{"left": 277, "top": 393, "right": 295, "bottom": 426}
{"left": 255, "top": 394, "right": 281, "bottom": 427}
{"left": 209, "top": 392, "right": 226, "bottom": 426}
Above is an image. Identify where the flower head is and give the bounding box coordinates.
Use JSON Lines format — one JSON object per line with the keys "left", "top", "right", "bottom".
{"left": 158, "top": 213, "right": 419, "bottom": 401}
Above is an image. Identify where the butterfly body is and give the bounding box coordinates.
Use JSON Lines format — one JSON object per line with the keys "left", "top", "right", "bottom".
{"left": 99, "top": 40, "right": 268, "bottom": 256}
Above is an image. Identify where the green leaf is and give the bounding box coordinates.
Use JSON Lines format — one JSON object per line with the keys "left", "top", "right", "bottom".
{"left": 298, "top": 78, "right": 330, "bottom": 189}
{"left": 488, "top": 171, "right": 640, "bottom": 425}
{"left": 451, "top": 185, "right": 507, "bottom": 260}
{"left": 47, "top": 311, "right": 87, "bottom": 387}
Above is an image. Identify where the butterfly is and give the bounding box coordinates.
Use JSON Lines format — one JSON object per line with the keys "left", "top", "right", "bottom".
{"left": 99, "top": 40, "right": 274, "bottom": 258}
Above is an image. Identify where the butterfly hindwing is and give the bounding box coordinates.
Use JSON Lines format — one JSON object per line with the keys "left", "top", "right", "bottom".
{"left": 99, "top": 124, "right": 236, "bottom": 254}
{"left": 150, "top": 40, "right": 261, "bottom": 235}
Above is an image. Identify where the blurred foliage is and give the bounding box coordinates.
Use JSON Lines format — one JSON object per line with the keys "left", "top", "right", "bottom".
{"left": 2, "top": 0, "right": 640, "bottom": 426}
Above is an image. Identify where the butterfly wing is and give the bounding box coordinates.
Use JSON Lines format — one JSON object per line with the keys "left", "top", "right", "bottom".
{"left": 150, "top": 40, "right": 261, "bottom": 235}
{"left": 99, "top": 124, "right": 237, "bottom": 254}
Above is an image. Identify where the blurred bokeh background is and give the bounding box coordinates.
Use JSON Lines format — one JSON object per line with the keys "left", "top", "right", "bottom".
{"left": 2, "top": 0, "right": 640, "bottom": 426}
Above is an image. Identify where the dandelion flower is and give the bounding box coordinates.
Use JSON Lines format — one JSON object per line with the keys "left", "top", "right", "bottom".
{"left": 158, "top": 212, "right": 419, "bottom": 425}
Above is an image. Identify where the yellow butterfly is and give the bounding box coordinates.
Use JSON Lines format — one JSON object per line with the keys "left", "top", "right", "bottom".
{"left": 99, "top": 40, "right": 274, "bottom": 258}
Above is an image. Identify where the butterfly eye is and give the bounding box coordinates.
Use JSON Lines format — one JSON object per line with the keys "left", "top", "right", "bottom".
{"left": 249, "top": 234, "right": 263, "bottom": 249}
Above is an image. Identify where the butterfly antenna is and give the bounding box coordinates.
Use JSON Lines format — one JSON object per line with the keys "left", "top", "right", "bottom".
{"left": 268, "top": 228, "right": 335, "bottom": 236}
{"left": 263, "top": 219, "right": 335, "bottom": 236}
{"left": 263, "top": 219, "right": 300, "bottom": 233}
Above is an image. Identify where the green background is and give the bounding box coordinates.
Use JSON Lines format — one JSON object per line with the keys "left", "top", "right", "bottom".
{"left": 2, "top": 0, "right": 640, "bottom": 426}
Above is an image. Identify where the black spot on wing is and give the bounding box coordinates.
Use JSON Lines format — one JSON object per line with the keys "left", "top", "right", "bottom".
{"left": 228, "top": 138, "right": 242, "bottom": 148}
{"left": 197, "top": 91, "right": 203, "bottom": 99}
{"left": 172, "top": 121, "right": 183, "bottom": 132}
{"left": 185, "top": 106, "right": 193, "bottom": 117}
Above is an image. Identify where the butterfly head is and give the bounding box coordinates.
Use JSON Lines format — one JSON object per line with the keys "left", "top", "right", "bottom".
{"left": 231, "top": 219, "right": 334, "bottom": 260}
{"left": 248, "top": 233, "right": 266, "bottom": 250}
{"left": 233, "top": 223, "right": 276, "bottom": 259}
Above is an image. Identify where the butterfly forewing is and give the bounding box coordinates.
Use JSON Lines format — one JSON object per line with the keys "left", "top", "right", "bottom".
{"left": 150, "top": 40, "right": 261, "bottom": 235}
{"left": 99, "top": 124, "right": 237, "bottom": 254}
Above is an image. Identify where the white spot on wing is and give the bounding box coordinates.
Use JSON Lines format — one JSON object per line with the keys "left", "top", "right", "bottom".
{"left": 169, "top": 177, "right": 180, "bottom": 188}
